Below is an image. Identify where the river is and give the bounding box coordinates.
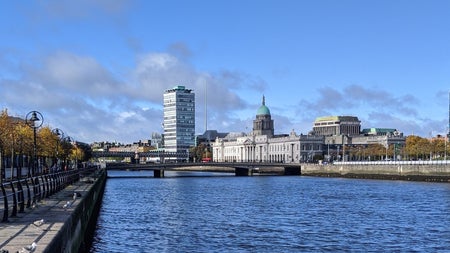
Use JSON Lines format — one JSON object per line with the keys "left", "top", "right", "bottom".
{"left": 89, "top": 170, "right": 449, "bottom": 252}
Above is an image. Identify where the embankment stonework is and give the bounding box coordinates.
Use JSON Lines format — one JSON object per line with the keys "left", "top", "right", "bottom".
{"left": 301, "top": 164, "right": 450, "bottom": 182}
{"left": 44, "top": 170, "right": 106, "bottom": 253}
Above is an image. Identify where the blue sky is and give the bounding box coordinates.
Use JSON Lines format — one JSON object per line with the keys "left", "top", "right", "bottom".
{"left": 1, "top": 0, "right": 449, "bottom": 143}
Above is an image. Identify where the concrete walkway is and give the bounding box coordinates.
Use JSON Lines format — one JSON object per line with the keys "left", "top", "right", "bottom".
{"left": 0, "top": 178, "right": 96, "bottom": 253}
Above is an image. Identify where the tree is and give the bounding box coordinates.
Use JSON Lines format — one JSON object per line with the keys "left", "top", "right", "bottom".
{"left": 14, "top": 123, "right": 34, "bottom": 177}
{"left": 0, "top": 108, "right": 96, "bottom": 177}
{"left": 364, "top": 144, "right": 385, "bottom": 161}
{"left": 39, "top": 126, "right": 59, "bottom": 165}
{"left": 70, "top": 146, "right": 84, "bottom": 168}
{"left": 0, "top": 110, "right": 10, "bottom": 181}
{"left": 0, "top": 110, "right": 35, "bottom": 180}
{"left": 347, "top": 145, "right": 364, "bottom": 161}
{"left": 190, "top": 143, "right": 208, "bottom": 162}
{"left": 430, "top": 137, "right": 446, "bottom": 159}
{"left": 405, "top": 135, "right": 431, "bottom": 160}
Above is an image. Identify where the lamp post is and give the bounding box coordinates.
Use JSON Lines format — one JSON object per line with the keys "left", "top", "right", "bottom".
{"left": 445, "top": 129, "right": 448, "bottom": 161}
{"left": 63, "top": 136, "right": 74, "bottom": 170}
{"left": 25, "top": 111, "right": 43, "bottom": 177}
{"left": 327, "top": 140, "right": 330, "bottom": 162}
{"left": 51, "top": 128, "right": 64, "bottom": 172}
{"left": 342, "top": 135, "right": 347, "bottom": 162}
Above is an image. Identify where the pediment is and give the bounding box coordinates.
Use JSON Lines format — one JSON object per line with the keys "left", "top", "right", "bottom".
{"left": 243, "top": 138, "right": 253, "bottom": 145}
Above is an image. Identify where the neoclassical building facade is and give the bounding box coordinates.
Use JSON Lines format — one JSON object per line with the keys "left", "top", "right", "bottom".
{"left": 212, "top": 97, "right": 324, "bottom": 163}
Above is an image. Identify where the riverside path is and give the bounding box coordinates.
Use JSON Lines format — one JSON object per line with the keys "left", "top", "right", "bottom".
{"left": 0, "top": 167, "right": 105, "bottom": 253}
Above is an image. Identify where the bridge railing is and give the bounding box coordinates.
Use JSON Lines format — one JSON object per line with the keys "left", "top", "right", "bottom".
{"left": 0, "top": 166, "right": 99, "bottom": 222}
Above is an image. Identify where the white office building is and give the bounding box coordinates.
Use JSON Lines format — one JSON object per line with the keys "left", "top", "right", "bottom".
{"left": 163, "top": 85, "right": 195, "bottom": 153}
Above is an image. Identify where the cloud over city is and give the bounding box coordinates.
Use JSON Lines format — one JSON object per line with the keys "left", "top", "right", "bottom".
{"left": 1, "top": 48, "right": 268, "bottom": 143}
{"left": 1, "top": 1, "right": 448, "bottom": 143}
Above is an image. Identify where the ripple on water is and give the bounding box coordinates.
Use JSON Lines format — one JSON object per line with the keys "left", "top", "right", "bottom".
{"left": 90, "top": 176, "right": 450, "bottom": 252}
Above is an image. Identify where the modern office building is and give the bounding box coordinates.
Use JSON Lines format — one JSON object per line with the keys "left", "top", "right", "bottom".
{"left": 163, "top": 85, "right": 195, "bottom": 154}
{"left": 312, "top": 116, "right": 361, "bottom": 136}
{"left": 313, "top": 116, "right": 405, "bottom": 161}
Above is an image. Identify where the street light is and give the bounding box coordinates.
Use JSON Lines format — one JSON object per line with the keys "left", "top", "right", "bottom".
{"left": 25, "top": 111, "right": 43, "bottom": 177}
{"left": 51, "top": 128, "right": 64, "bottom": 172}
{"left": 327, "top": 140, "right": 330, "bottom": 162}
{"left": 63, "top": 136, "right": 74, "bottom": 170}
{"left": 342, "top": 135, "right": 347, "bottom": 162}
{"left": 445, "top": 128, "right": 448, "bottom": 161}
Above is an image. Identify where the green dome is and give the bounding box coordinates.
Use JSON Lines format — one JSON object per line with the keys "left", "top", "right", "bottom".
{"left": 256, "top": 95, "right": 271, "bottom": 115}
{"left": 257, "top": 105, "right": 271, "bottom": 115}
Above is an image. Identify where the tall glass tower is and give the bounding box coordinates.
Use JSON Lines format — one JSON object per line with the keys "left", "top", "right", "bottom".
{"left": 163, "top": 85, "right": 195, "bottom": 153}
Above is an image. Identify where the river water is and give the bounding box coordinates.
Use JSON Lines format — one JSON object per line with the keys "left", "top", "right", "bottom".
{"left": 90, "top": 170, "right": 450, "bottom": 252}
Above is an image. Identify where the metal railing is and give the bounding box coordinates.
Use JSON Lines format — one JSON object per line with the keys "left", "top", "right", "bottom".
{"left": 0, "top": 166, "right": 98, "bottom": 222}
{"left": 332, "top": 160, "right": 450, "bottom": 165}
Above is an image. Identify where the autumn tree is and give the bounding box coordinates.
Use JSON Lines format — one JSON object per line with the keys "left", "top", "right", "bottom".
{"left": 0, "top": 109, "right": 89, "bottom": 178}
{"left": 405, "top": 135, "right": 431, "bottom": 160}
{"left": 0, "top": 110, "right": 10, "bottom": 181}
{"left": 365, "top": 144, "right": 386, "bottom": 161}
{"left": 190, "top": 143, "right": 209, "bottom": 162}
{"left": 0, "top": 110, "right": 36, "bottom": 180}
{"left": 430, "top": 136, "right": 447, "bottom": 159}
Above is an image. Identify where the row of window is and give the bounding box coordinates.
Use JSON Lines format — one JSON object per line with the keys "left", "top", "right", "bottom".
{"left": 164, "top": 131, "right": 195, "bottom": 137}
{"left": 220, "top": 143, "right": 321, "bottom": 155}
{"left": 163, "top": 106, "right": 195, "bottom": 111}
{"left": 164, "top": 120, "right": 195, "bottom": 125}
{"left": 164, "top": 115, "right": 195, "bottom": 119}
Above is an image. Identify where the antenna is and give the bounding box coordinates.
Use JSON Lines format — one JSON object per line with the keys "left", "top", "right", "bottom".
{"left": 205, "top": 80, "right": 208, "bottom": 132}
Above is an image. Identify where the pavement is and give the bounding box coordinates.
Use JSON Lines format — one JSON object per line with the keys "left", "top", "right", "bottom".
{"left": 0, "top": 178, "right": 95, "bottom": 253}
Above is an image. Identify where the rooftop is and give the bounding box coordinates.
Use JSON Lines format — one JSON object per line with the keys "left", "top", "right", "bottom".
{"left": 165, "top": 85, "right": 193, "bottom": 93}
{"left": 315, "top": 115, "right": 360, "bottom": 123}
{"left": 257, "top": 95, "right": 271, "bottom": 116}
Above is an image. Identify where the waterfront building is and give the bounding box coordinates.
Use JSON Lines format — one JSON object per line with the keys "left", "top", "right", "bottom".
{"left": 361, "top": 128, "right": 398, "bottom": 136}
{"left": 163, "top": 85, "right": 195, "bottom": 155}
{"left": 211, "top": 96, "right": 407, "bottom": 163}
{"left": 343, "top": 128, "right": 405, "bottom": 149}
{"left": 315, "top": 117, "right": 406, "bottom": 161}
{"left": 253, "top": 96, "right": 274, "bottom": 137}
{"left": 312, "top": 115, "right": 361, "bottom": 136}
{"left": 196, "top": 130, "right": 228, "bottom": 146}
{"left": 212, "top": 96, "right": 324, "bottom": 163}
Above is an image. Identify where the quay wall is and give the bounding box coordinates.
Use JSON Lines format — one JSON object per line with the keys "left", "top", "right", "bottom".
{"left": 301, "top": 163, "right": 450, "bottom": 182}
{"left": 44, "top": 169, "right": 107, "bottom": 253}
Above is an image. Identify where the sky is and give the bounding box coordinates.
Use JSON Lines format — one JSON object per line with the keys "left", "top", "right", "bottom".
{"left": 1, "top": 0, "right": 449, "bottom": 144}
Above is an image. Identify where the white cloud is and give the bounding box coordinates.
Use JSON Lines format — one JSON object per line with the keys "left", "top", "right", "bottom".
{"left": 30, "top": 51, "right": 122, "bottom": 98}
{"left": 1, "top": 49, "right": 267, "bottom": 143}
{"left": 293, "top": 84, "right": 445, "bottom": 136}
{"left": 1, "top": 47, "right": 444, "bottom": 143}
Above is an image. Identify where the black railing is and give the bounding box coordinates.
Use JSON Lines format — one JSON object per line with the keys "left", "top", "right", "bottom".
{"left": 0, "top": 166, "right": 99, "bottom": 222}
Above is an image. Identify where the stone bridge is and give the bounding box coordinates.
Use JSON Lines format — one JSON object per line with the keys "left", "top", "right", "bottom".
{"left": 105, "top": 162, "right": 301, "bottom": 177}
